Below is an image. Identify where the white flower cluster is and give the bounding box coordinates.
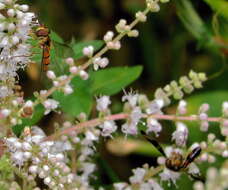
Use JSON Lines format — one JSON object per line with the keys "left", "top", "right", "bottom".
{"left": 193, "top": 166, "right": 228, "bottom": 190}
{"left": 0, "top": 0, "right": 35, "bottom": 81}
{"left": 199, "top": 133, "right": 227, "bottom": 161}
{"left": 58, "top": 122, "right": 99, "bottom": 189}
{"left": 120, "top": 90, "right": 166, "bottom": 136}
{"left": 5, "top": 126, "right": 77, "bottom": 189}
{"left": 114, "top": 166, "right": 163, "bottom": 190}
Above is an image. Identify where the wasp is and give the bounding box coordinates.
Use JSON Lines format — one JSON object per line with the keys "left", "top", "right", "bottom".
{"left": 141, "top": 131, "right": 205, "bottom": 182}
{"left": 35, "top": 25, "right": 51, "bottom": 71}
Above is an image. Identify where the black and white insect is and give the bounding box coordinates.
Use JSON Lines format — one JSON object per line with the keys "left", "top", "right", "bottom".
{"left": 141, "top": 131, "right": 205, "bottom": 182}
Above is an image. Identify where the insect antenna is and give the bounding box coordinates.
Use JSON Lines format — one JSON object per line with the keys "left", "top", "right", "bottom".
{"left": 140, "top": 130, "right": 166, "bottom": 157}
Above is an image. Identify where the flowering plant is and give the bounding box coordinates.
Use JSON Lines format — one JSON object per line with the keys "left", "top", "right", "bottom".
{"left": 0, "top": 0, "right": 227, "bottom": 190}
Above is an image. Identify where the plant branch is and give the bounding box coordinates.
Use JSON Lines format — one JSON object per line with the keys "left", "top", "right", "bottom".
{"left": 45, "top": 113, "right": 223, "bottom": 141}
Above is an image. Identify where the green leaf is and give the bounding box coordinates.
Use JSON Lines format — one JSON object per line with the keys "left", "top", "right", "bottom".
{"left": 12, "top": 104, "right": 45, "bottom": 135}
{"left": 50, "top": 31, "right": 64, "bottom": 43}
{"left": 72, "top": 40, "right": 104, "bottom": 59}
{"left": 203, "top": 0, "right": 228, "bottom": 19}
{"left": 90, "top": 66, "right": 143, "bottom": 95}
{"left": 175, "top": 0, "right": 215, "bottom": 49}
{"left": 52, "top": 77, "right": 93, "bottom": 117}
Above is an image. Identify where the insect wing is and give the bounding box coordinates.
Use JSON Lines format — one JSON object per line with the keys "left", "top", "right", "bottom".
{"left": 52, "top": 40, "right": 75, "bottom": 58}
{"left": 141, "top": 131, "right": 166, "bottom": 157}
{"left": 182, "top": 147, "right": 201, "bottom": 169}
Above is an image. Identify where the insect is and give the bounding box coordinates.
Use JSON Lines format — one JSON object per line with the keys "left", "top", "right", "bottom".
{"left": 35, "top": 25, "right": 51, "bottom": 71}
{"left": 141, "top": 131, "right": 205, "bottom": 182}
{"left": 33, "top": 24, "right": 75, "bottom": 75}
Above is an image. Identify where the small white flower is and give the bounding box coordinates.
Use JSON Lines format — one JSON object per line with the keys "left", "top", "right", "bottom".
{"left": 159, "top": 168, "right": 180, "bottom": 184}
{"left": 99, "top": 57, "right": 109, "bottom": 68}
{"left": 44, "top": 177, "right": 51, "bottom": 185}
{"left": 146, "top": 0, "right": 160, "bottom": 12}
{"left": 22, "top": 142, "right": 32, "bottom": 151}
{"left": 93, "top": 57, "right": 109, "bottom": 70}
{"left": 188, "top": 163, "right": 200, "bottom": 175}
{"left": 0, "top": 109, "right": 11, "bottom": 117}
{"left": 147, "top": 179, "right": 163, "bottom": 190}
{"left": 83, "top": 45, "right": 94, "bottom": 57}
{"left": 121, "top": 122, "right": 138, "bottom": 135}
{"left": 122, "top": 90, "right": 138, "bottom": 107}
{"left": 0, "top": 3, "right": 5, "bottom": 10}
{"left": 69, "top": 66, "right": 78, "bottom": 74}
{"left": 63, "top": 85, "right": 73, "bottom": 95}
{"left": 81, "top": 162, "right": 96, "bottom": 176}
{"left": 29, "top": 165, "right": 38, "bottom": 174}
{"left": 146, "top": 99, "right": 164, "bottom": 114}
{"left": 177, "top": 100, "right": 187, "bottom": 115}
{"left": 43, "top": 165, "right": 50, "bottom": 172}
{"left": 122, "top": 107, "right": 142, "bottom": 135}
{"left": 85, "top": 131, "right": 99, "bottom": 142}
{"left": 113, "top": 183, "right": 128, "bottom": 190}
{"left": 24, "top": 100, "right": 33, "bottom": 107}
{"left": 104, "top": 31, "right": 114, "bottom": 42}
{"left": 107, "top": 41, "right": 121, "bottom": 50}
{"left": 43, "top": 99, "right": 59, "bottom": 115}
{"left": 46, "top": 70, "right": 56, "bottom": 80}
{"left": 136, "top": 11, "right": 147, "bottom": 22}
{"left": 23, "top": 151, "right": 32, "bottom": 159}
{"left": 19, "top": 4, "right": 29, "bottom": 12}
{"left": 55, "top": 153, "right": 65, "bottom": 161}
{"left": 7, "top": 9, "right": 15, "bottom": 17}
{"left": 172, "top": 122, "right": 188, "bottom": 146}
{"left": 127, "top": 30, "right": 139, "bottom": 37}
{"left": 96, "top": 96, "right": 111, "bottom": 112}
{"left": 100, "top": 121, "right": 117, "bottom": 137}
{"left": 79, "top": 70, "right": 89, "bottom": 80}
{"left": 129, "top": 168, "right": 146, "bottom": 184}
{"left": 0, "top": 85, "right": 12, "bottom": 98}
{"left": 65, "top": 57, "right": 74, "bottom": 65}
{"left": 11, "top": 151, "right": 25, "bottom": 166}
{"left": 116, "top": 19, "right": 130, "bottom": 33}
{"left": 146, "top": 118, "right": 162, "bottom": 136}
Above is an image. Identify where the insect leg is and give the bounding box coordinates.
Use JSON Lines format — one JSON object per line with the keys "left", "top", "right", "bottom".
{"left": 141, "top": 130, "right": 166, "bottom": 157}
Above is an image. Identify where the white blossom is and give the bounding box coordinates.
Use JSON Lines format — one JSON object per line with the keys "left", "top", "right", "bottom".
{"left": 129, "top": 168, "right": 146, "bottom": 184}
{"left": 99, "top": 121, "right": 117, "bottom": 137}
{"left": 43, "top": 99, "right": 59, "bottom": 115}
{"left": 122, "top": 90, "right": 139, "bottom": 107}
{"left": 159, "top": 168, "right": 180, "bottom": 184}
{"left": 146, "top": 118, "right": 162, "bottom": 136}
{"left": 172, "top": 122, "right": 188, "bottom": 146}
{"left": 96, "top": 95, "right": 111, "bottom": 112}
{"left": 0, "top": 0, "right": 35, "bottom": 81}
{"left": 82, "top": 45, "right": 94, "bottom": 57}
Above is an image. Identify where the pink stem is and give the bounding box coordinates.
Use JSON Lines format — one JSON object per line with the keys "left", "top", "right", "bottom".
{"left": 45, "top": 113, "right": 222, "bottom": 141}
{"left": 45, "top": 113, "right": 129, "bottom": 141}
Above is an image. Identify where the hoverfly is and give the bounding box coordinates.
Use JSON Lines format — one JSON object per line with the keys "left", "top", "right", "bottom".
{"left": 33, "top": 24, "right": 75, "bottom": 75}
{"left": 141, "top": 131, "right": 205, "bottom": 182}
{"left": 35, "top": 25, "right": 51, "bottom": 71}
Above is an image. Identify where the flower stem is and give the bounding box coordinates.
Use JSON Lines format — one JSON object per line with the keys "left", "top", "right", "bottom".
{"left": 45, "top": 113, "right": 222, "bottom": 141}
